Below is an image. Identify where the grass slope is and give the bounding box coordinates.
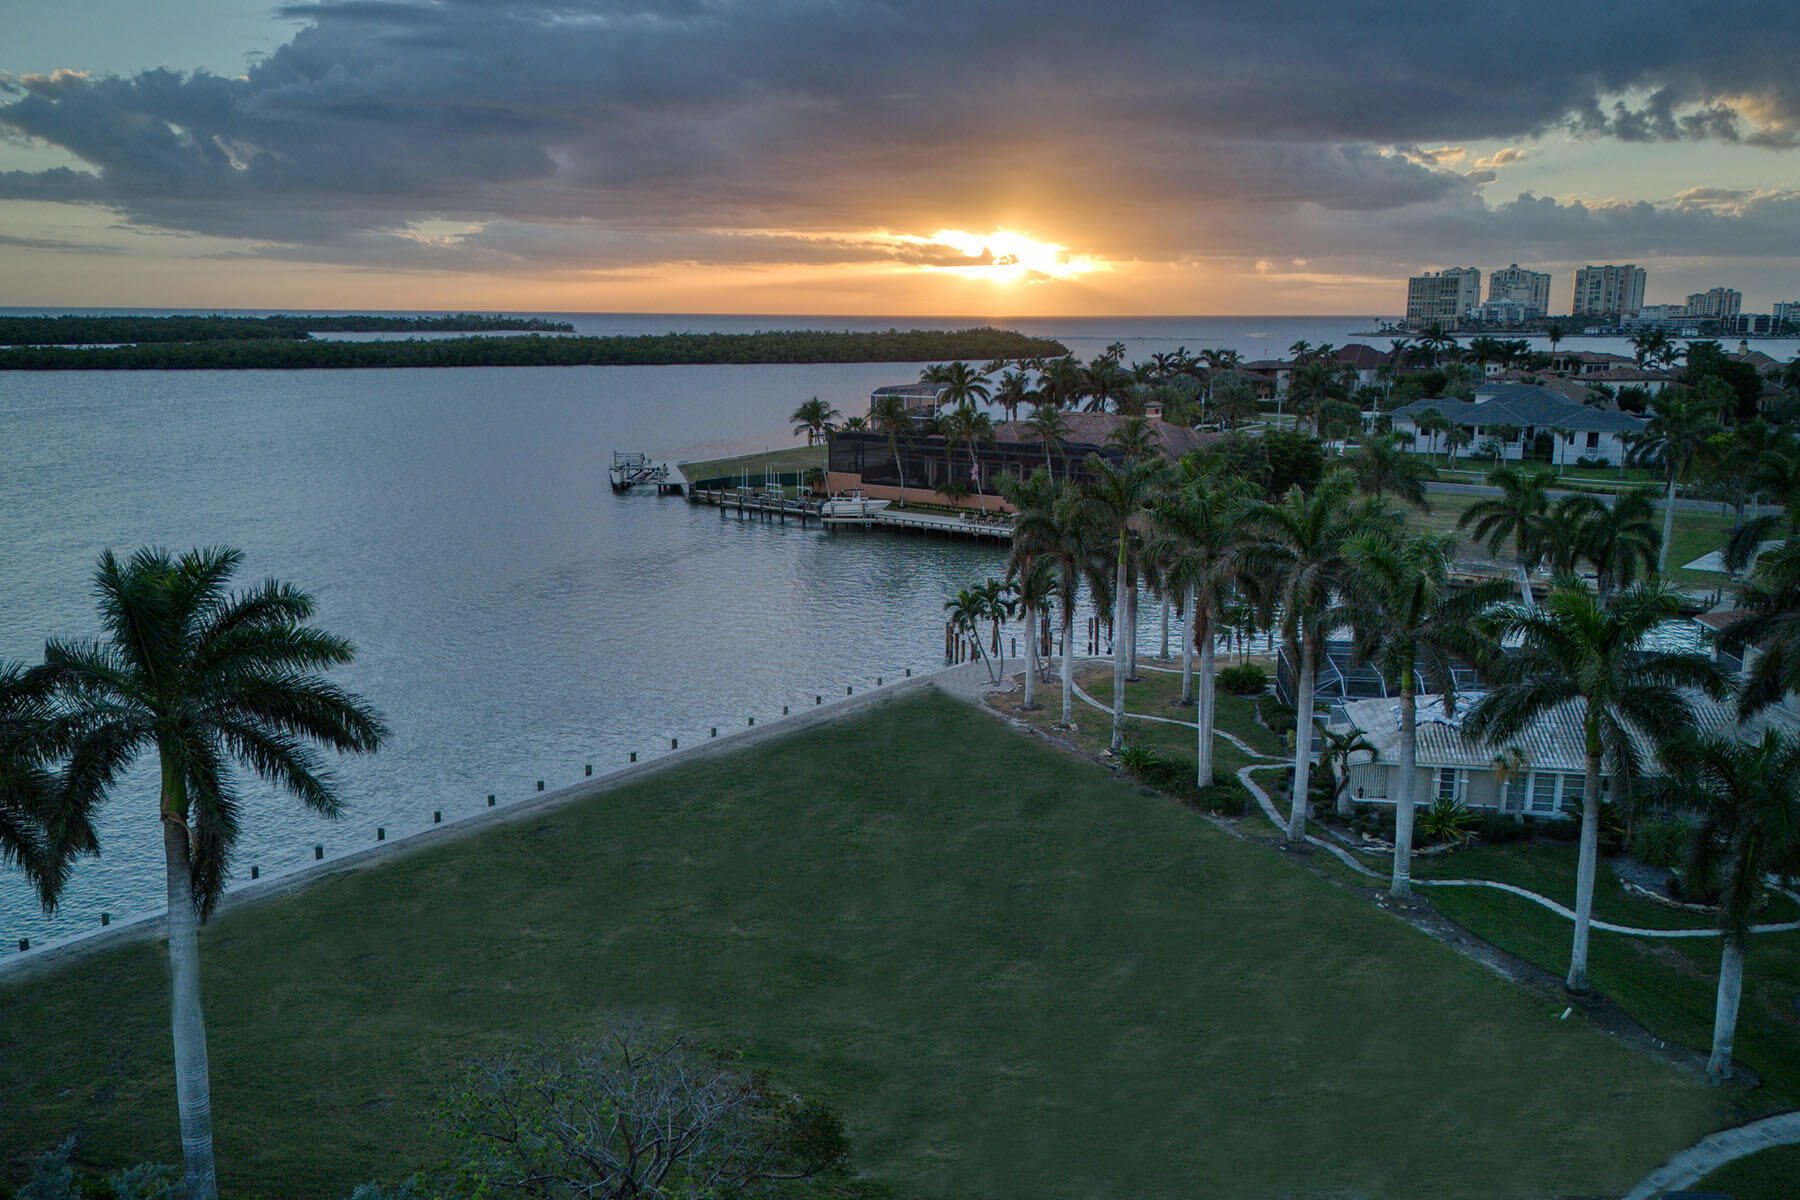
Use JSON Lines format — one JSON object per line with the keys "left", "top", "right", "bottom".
{"left": 0, "top": 693, "right": 1716, "bottom": 1199}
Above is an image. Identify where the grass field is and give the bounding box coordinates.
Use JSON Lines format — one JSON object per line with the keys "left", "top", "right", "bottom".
{"left": 0, "top": 692, "right": 1724, "bottom": 1199}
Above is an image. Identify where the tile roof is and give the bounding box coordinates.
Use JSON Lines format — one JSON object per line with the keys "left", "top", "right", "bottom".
{"left": 992, "top": 411, "right": 1219, "bottom": 460}
{"left": 1390, "top": 384, "right": 1647, "bottom": 434}
{"left": 1335, "top": 344, "right": 1391, "bottom": 370}
{"left": 1337, "top": 691, "right": 1799, "bottom": 775}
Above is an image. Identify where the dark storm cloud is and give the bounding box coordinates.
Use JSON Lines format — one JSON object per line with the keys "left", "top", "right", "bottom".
{"left": 1, "top": 0, "right": 1797, "bottom": 268}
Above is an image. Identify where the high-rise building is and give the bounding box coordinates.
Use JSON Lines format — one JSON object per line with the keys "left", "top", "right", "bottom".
{"left": 1571, "top": 265, "right": 1646, "bottom": 318}
{"left": 1406, "top": 267, "right": 1481, "bottom": 326}
{"left": 1774, "top": 300, "right": 1800, "bottom": 328}
{"left": 1487, "top": 264, "right": 1552, "bottom": 313}
{"left": 1686, "top": 287, "right": 1743, "bottom": 318}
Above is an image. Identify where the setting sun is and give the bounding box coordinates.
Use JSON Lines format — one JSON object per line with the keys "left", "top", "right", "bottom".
{"left": 915, "top": 228, "right": 1102, "bottom": 283}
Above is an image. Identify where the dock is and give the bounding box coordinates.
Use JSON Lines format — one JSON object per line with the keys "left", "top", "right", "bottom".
{"left": 609, "top": 451, "right": 681, "bottom": 494}
{"left": 687, "top": 488, "right": 1012, "bottom": 540}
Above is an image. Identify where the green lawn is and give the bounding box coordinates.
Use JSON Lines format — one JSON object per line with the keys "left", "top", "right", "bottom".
{"left": 0, "top": 694, "right": 1724, "bottom": 1199}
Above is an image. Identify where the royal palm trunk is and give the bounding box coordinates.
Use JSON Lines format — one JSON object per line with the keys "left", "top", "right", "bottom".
{"left": 162, "top": 764, "right": 218, "bottom": 1200}
{"left": 1568, "top": 717, "right": 1604, "bottom": 991}
{"left": 1160, "top": 598, "right": 1170, "bottom": 660}
{"left": 1125, "top": 579, "right": 1140, "bottom": 682}
{"left": 1287, "top": 633, "right": 1318, "bottom": 842}
{"left": 1659, "top": 474, "right": 1677, "bottom": 574}
{"left": 1111, "top": 538, "right": 1129, "bottom": 751}
{"left": 1390, "top": 681, "right": 1418, "bottom": 900}
{"left": 1708, "top": 935, "right": 1745, "bottom": 1084}
{"left": 1180, "top": 584, "right": 1195, "bottom": 704}
{"left": 1059, "top": 604, "right": 1076, "bottom": 726}
{"left": 1021, "top": 600, "right": 1038, "bottom": 710}
{"left": 1196, "top": 608, "right": 1216, "bottom": 788}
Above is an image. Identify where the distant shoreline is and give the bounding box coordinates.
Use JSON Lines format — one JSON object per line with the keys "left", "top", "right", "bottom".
{"left": 0, "top": 327, "right": 1068, "bottom": 371}
{"left": 0, "top": 313, "right": 574, "bottom": 346}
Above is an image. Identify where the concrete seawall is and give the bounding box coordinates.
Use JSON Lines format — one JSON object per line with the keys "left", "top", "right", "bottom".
{"left": 0, "top": 665, "right": 954, "bottom": 985}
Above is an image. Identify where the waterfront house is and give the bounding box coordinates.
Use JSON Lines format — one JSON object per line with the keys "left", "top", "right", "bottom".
{"left": 1389, "top": 383, "right": 1647, "bottom": 466}
{"left": 826, "top": 412, "right": 1217, "bottom": 511}
{"left": 1332, "top": 690, "right": 1800, "bottom": 819}
{"left": 869, "top": 382, "right": 953, "bottom": 416}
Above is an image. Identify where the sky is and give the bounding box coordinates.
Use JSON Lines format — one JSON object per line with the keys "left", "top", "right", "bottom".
{"left": 2, "top": 0, "right": 1799, "bottom": 316}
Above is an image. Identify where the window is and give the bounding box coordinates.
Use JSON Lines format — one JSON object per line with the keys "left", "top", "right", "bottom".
{"left": 1561, "top": 772, "right": 1585, "bottom": 811}
{"left": 1528, "top": 772, "right": 1559, "bottom": 814}
{"left": 1436, "top": 768, "right": 1464, "bottom": 804}
{"left": 1586, "top": 431, "right": 1600, "bottom": 450}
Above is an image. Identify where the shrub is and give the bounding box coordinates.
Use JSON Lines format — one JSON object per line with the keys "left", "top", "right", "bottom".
{"left": 1217, "top": 663, "right": 1268, "bottom": 696}
{"left": 1574, "top": 455, "right": 1611, "bottom": 469}
{"left": 1118, "top": 744, "right": 1161, "bottom": 779}
{"left": 1185, "top": 781, "right": 1249, "bottom": 817}
{"left": 1474, "top": 812, "right": 1531, "bottom": 844}
{"left": 1256, "top": 693, "right": 1296, "bottom": 736}
{"left": 1537, "top": 815, "right": 1581, "bottom": 841}
{"left": 1417, "top": 798, "right": 1476, "bottom": 847}
{"left": 1632, "top": 815, "right": 1692, "bottom": 869}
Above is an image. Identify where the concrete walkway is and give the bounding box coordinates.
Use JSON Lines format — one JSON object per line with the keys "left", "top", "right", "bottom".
{"left": 1058, "top": 674, "right": 1800, "bottom": 940}
{"left": 1623, "top": 1111, "right": 1800, "bottom": 1199}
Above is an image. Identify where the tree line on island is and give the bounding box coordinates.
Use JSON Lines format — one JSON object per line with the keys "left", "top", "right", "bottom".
{"left": 0, "top": 313, "right": 575, "bottom": 345}
{"left": 0, "top": 326, "right": 1067, "bottom": 370}
{"left": 934, "top": 396, "right": 1800, "bottom": 1091}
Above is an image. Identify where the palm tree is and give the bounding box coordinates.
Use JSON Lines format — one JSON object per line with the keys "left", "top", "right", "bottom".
{"left": 1458, "top": 465, "right": 1554, "bottom": 601}
{"left": 1023, "top": 403, "right": 1072, "bottom": 480}
{"left": 1081, "top": 457, "right": 1171, "bottom": 751}
{"left": 1465, "top": 581, "right": 1725, "bottom": 991}
{"left": 1344, "top": 432, "right": 1435, "bottom": 510}
{"left": 944, "top": 586, "right": 998, "bottom": 682}
{"left": 1105, "top": 415, "right": 1161, "bottom": 466}
{"left": 790, "top": 397, "right": 840, "bottom": 446}
{"left": 1241, "top": 470, "right": 1382, "bottom": 842}
{"left": 1718, "top": 540, "right": 1800, "bottom": 717}
{"left": 1013, "top": 484, "right": 1109, "bottom": 726}
{"left": 1144, "top": 468, "right": 1254, "bottom": 786}
{"left": 1545, "top": 320, "right": 1569, "bottom": 356}
{"left": 1036, "top": 356, "right": 1084, "bottom": 409}
{"left": 1318, "top": 725, "right": 1380, "bottom": 817}
{"left": 1414, "top": 408, "right": 1452, "bottom": 461}
{"left": 41, "top": 547, "right": 387, "bottom": 1200}
{"left": 993, "top": 370, "right": 1032, "bottom": 422}
{"left": 1211, "top": 378, "right": 1257, "bottom": 431}
{"left": 1644, "top": 728, "right": 1800, "bottom": 1083}
{"left": 1630, "top": 389, "right": 1723, "bottom": 573}
{"left": 941, "top": 403, "right": 995, "bottom": 512}
{"left": 934, "top": 360, "right": 991, "bottom": 410}
{"left": 1345, "top": 530, "right": 1508, "bottom": 898}
{"left": 1, "top": 662, "right": 93, "bottom": 909}
{"left": 1578, "top": 487, "right": 1661, "bottom": 600}
{"left": 1082, "top": 357, "right": 1131, "bottom": 414}
{"left": 870, "top": 393, "right": 915, "bottom": 501}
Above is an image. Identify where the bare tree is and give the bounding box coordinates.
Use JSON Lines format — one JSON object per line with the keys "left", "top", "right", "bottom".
{"left": 446, "top": 1021, "right": 849, "bottom": 1199}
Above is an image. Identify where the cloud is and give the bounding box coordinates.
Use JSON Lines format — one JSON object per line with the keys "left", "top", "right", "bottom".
{"left": 0, "top": 0, "right": 1796, "bottom": 276}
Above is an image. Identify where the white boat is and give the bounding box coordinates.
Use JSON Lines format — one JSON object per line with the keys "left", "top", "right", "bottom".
{"left": 819, "top": 489, "right": 892, "bottom": 517}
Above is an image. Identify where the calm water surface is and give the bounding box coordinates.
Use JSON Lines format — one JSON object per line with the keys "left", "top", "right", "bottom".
{"left": 3, "top": 314, "right": 1794, "bottom": 951}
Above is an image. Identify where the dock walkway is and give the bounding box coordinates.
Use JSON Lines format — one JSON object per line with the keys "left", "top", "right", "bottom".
{"left": 687, "top": 488, "right": 1013, "bottom": 541}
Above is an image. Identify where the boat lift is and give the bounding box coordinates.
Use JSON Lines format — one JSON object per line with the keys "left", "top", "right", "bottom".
{"left": 609, "top": 451, "right": 681, "bottom": 495}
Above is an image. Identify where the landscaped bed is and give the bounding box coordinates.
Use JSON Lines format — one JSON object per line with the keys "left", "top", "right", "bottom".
{"left": 0, "top": 691, "right": 1721, "bottom": 1198}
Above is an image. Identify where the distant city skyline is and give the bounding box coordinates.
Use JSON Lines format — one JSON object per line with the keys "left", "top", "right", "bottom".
{"left": 3, "top": 1, "right": 1799, "bottom": 314}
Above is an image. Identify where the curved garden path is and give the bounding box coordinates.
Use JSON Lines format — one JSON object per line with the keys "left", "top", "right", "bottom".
{"left": 1062, "top": 670, "right": 1800, "bottom": 940}
{"left": 1623, "top": 1111, "right": 1800, "bottom": 1199}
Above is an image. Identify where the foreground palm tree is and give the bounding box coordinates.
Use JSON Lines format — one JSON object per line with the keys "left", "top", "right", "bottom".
{"left": 1082, "top": 457, "right": 1170, "bottom": 751}
{"left": 1345, "top": 432, "right": 1435, "bottom": 510}
{"left": 1465, "top": 581, "right": 1723, "bottom": 992}
{"left": 1001, "top": 470, "right": 1061, "bottom": 712}
{"left": 1023, "top": 403, "right": 1072, "bottom": 481}
{"left": 1346, "top": 530, "right": 1507, "bottom": 898}
{"left": 1145, "top": 467, "right": 1253, "bottom": 787}
{"left": 1242, "top": 470, "right": 1380, "bottom": 843}
{"left": 43, "top": 547, "right": 387, "bottom": 1200}
{"left": 1, "top": 662, "right": 93, "bottom": 908}
{"left": 1645, "top": 729, "right": 1800, "bottom": 1084}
